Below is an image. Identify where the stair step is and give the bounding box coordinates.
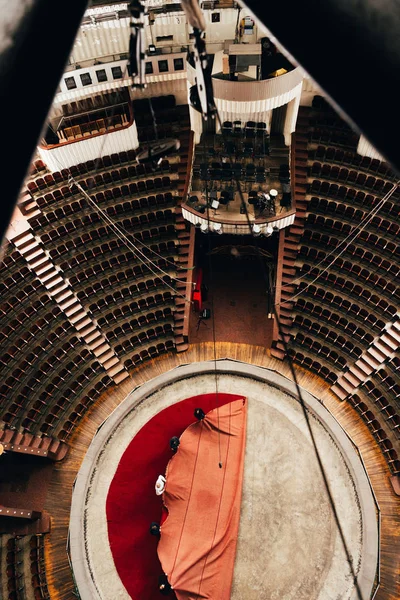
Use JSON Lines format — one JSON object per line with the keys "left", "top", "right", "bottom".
{"left": 18, "top": 239, "right": 38, "bottom": 254}
{"left": 24, "top": 247, "right": 43, "bottom": 261}
{"left": 36, "top": 262, "right": 53, "bottom": 277}
{"left": 40, "top": 270, "right": 59, "bottom": 285}
{"left": 331, "top": 384, "right": 348, "bottom": 401}
{"left": 88, "top": 335, "right": 107, "bottom": 350}
{"left": 113, "top": 370, "right": 130, "bottom": 384}
{"left": 108, "top": 363, "right": 126, "bottom": 378}
{"left": 38, "top": 437, "right": 52, "bottom": 451}
{"left": 69, "top": 311, "right": 87, "bottom": 325}
{"left": 29, "top": 255, "right": 49, "bottom": 269}
{"left": 79, "top": 323, "right": 97, "bottom": 338}
{"left": 271, "top": 347, "right": 285, "bottom": 360}
{"left": 84, "top": 329, "right": 102, "bottom": 344}
{"left": 45, "top": 276, "right": 64, "bottom": 290}
{"left": 95, "top": 347, "right": 113, "bottom": 360}
{"left": 62, "top": 299, "right": 81, "bottom": 314}
{"left": 176, "top": 342, "right": 189, "bottom": 352}
{"left": 103, "top": 355, "right": 119, "bottom": 370}
{"left": 53, "top": 288, "right": 72, "bottom": 303}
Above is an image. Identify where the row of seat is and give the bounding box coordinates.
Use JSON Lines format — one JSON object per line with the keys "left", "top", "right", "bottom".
{"left": 347, "top": 393, "right": 400, "bottom": 474}
{"left": 300, "top": 257, "right": 400, "bottom": 302}
{"left": 307, "top": 197, "right": 400, "bottom": 233}
{"left": 29, "top": 535, "right": 50, "bottom": 600}
{"left": 309, "top": 179, "right": 398, "bottom": 206}
{"left": 60, "top": 113, "right": 128, "bottom": 143}
{"left": 55, "top": 237, "right": 176, "bottom": 270}
{"left": 33, "top": 177, "right": 174, "bottom": 220}
{"left": 293, "top": 314, "right": 375, "bottom": 346}
{"left": 305, "top": 215, "right": 400, "bottom": 269}
{"left": 310, "top": 126, "right": 359, "bottom": 149}
{"left": 287, "top": 348, "right": 338, "bottom": 384}
{"left": 123, "top": 339, "right": 175, "bottom": 372}
{"left": 109, "top": 320, "right": 174, "bottom": 350}
{"left": 62, "top": 89, "right": 128, "bottom": 117}
{"left": 294, "top": 297, "right": 386, "bottom": 335}
{"left": 310, "top": 162, "right": 393, "bottom": 193}
{"left": 311, "top": 146, "right": 396, "bottom": 180}
{"left": 40, "top": 373, "right": 113, "bottom": 438}
{"left": 30, "top": 160, "right": 172, "bottom": 201}
{"left": 300, "top": 233, "right": 400, "bottom": 284}
{"left": 296, "top": 265, "right": 398, "bottom": 319}
{"left": 38, "top": 208, "right": 175, "bottom": 250}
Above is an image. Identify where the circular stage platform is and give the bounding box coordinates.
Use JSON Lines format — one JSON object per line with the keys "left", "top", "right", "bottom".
{"left": 70, "top": 360, "right": 378, "bottom": 600}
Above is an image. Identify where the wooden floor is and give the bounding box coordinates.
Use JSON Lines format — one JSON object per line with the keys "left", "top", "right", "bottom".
{"left": 44, "top": 343, "right": 400, "bottom": 600}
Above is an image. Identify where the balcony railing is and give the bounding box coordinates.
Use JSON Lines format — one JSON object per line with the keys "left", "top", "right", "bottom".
{"left": 212, "top": 66, "right": 304, "bottom": 103}
{"left": 182, "top": 203, "right": 296, "bottom": 235}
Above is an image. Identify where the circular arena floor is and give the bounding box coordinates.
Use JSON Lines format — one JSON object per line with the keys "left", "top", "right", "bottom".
{"left": 70, "top": 360, "right": 378, "bottom": 600}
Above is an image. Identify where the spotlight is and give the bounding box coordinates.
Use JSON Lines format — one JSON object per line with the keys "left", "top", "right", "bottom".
{"left": 149, "top": 522, "right": 160, "bottom": 536}
{"left": 252, "top": 223, "right": 261, "bottom": 236}
{"left": 265, "top": 224, "right": 273, "bottom": 237}
{"left": 194, "top": 408, "right": 205, "bottom": 420}
{"left": 213, "top": 222, "right": 223, "bottom": 234}
{"left": 200, "top": 223, "right": 208, "bottom": 233}
{"left": 169, "top": 436, "right": 180, "bottom": 452}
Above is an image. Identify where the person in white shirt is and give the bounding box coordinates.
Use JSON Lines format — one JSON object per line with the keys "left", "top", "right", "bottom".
{"left": 155, "top": 474, "right": 166, "bottom": 495}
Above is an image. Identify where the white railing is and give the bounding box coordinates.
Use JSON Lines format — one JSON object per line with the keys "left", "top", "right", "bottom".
{"left": 212, "top": 67, "right": 304, "bottom": 104}
{"left": 182, "top": 206, "right": 295, "bottom": 235}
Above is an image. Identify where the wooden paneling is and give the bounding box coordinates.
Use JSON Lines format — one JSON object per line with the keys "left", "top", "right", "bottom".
{"left": 44, "top": 343, "right": 400, "bottom": 600}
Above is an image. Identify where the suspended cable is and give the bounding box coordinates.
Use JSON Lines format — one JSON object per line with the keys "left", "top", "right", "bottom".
{"left": 43, "top": 126, "right": 194, "bottom": 274}
{"left": 279, "top": 181, "right": 399, "bottom": 297}
{"left": 72, "top": 180, "right": 193, "bottom": 304}
{"left": 214, "top": 108, "right": 364, "bottom": 600}
{"left": 202, "top": 128, "right": 222, "bottom": 468}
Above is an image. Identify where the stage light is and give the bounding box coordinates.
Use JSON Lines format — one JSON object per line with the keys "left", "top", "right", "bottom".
{"left": 200, "top": 223, "right": 208, "bottom": 233}
{"left": 194, "top": 408, "right": 205, "bottom": 420}
{"left": 169, "top": 436, "right": 180, "bottom": 452}
{"left": 252, "top": 223, "right": 261, "bottom": 236}
{"left": 149, "top": 522, "right": 160, "bottom": 536}
{"left": 265, "top": 224, "right": 273, "bottom": 237}
{"left": 148, "top": 44, "right": 156, "bottom": 54}
{"left": 213, "top": 222, "right": 223, "bottom": 234}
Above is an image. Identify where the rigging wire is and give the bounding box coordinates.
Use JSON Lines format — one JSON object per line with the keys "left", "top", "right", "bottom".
{"left": 202, "top": 128, "right": 222, "bottom": 468}
{"left": 214, "top": 108, "right": 365, "bottom": 600}
{"left": 278, "top": 182, "right": 399, "bottom": 301}
{"left": 44, "top": 128, "right": 193, "bottom": 274}
{"left": 72, "top": 180, "right": 193, "bottom": 304}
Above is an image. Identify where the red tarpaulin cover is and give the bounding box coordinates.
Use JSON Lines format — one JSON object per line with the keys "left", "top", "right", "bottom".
{"left": 157, "top": 398, "right": 247, "bottom": 599}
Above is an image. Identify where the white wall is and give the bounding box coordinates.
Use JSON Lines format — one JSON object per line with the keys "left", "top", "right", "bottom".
{"left": 357, "top": 135, "right": 385, "bottom": 161}
{"left": 39, "top": 121, "right": 139, "bottom": 172}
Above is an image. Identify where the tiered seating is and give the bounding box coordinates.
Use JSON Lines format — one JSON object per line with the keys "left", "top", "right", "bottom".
{"left": 34, "top": 103, "right": 190, "bottom": 358}
{"left": 1, "top": 534, "right": 50, "bottom": 600}
{"left": 1, "top": 102, "right": 192, "bottom": 441}
{"left": 346, "top": 390, "right": 400, "bottom": 475}
{"left": 0, "top": 241, "right": 113, "bottom": 441}
{"left": 273, "top": 98, "right": 400, "bottom": 470}
{"left": 45, "top": 89, "right": 131, "bottom": 145}
{"left": 29, "top": 535, "right": 50, "bottom": 600}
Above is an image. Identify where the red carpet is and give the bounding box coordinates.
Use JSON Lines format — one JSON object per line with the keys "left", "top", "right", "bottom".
{"left": 106, "top": 393, "right": 245, "bottom": 600}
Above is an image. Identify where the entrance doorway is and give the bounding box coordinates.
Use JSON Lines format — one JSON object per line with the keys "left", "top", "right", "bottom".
{"left": 189, "top": 233, "right": 278, "bottom": 347}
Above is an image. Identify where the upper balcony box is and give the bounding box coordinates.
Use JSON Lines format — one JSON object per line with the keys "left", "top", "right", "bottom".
{"left": 39, "top": 89, "right": 139, "bottom": 171}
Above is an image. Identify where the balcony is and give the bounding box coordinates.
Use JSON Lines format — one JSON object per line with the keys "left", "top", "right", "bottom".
{"left": 42, "top": 89, "right": 132, "bottom": 148}
{"left": 38, "top": 89, "right": 139, "bottom": 171}
{"left": 182, "top": 129, "right": 295, "bottom": 235}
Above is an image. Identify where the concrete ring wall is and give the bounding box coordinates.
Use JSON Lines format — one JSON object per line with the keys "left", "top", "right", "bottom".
{"left": 69, "top": 359, "right": 379, "bottom": 600}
